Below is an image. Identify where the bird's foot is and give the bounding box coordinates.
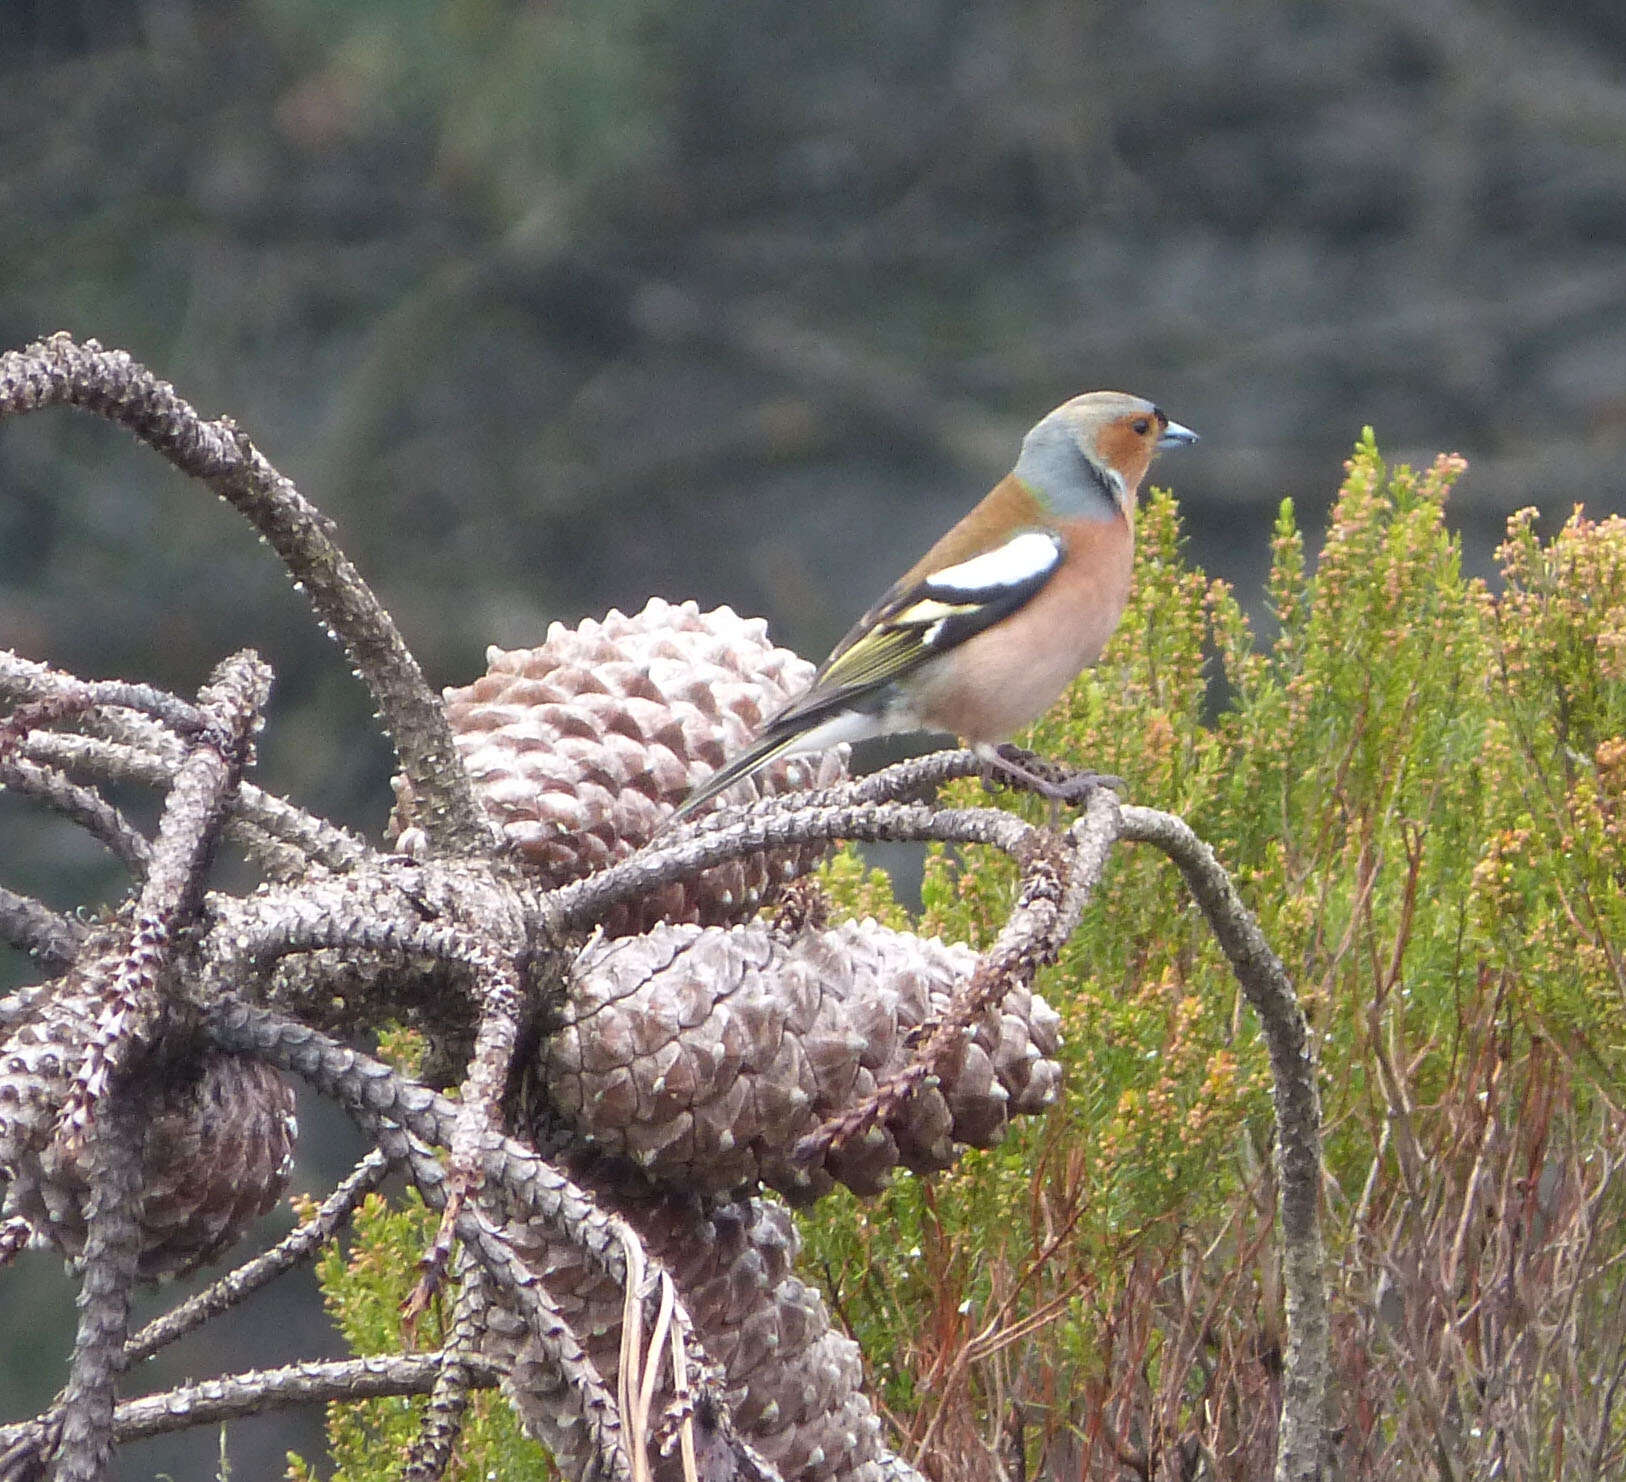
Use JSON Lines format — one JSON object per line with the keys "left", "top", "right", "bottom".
{"left": 981, "top": 744, "right": 1124, "bottom": 820}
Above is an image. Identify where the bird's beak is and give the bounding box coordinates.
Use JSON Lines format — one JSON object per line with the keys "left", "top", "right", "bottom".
{"left": 1157, "top": 420, "right": 1199, "bottom": 449}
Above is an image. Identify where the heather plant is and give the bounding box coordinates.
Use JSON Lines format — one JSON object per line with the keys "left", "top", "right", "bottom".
{"left": 287, "top": 1190, "right": 550, "bottom": 1482}
{"left": 798, "top": 436, "right": 1626, "bottom": 1478}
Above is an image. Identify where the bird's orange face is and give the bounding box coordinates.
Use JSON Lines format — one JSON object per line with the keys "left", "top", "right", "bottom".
{"left": 1090, "top": 406, "right": 1174, "bottom": 501}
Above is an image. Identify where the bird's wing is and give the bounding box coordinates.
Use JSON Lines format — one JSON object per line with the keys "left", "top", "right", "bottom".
{"left": 774, "top": 528, "right": 1064, "bottom": 726}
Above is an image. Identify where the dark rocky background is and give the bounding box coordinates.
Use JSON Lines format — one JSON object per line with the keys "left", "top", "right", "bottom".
{"left": 3, "top": 0, "right": 1625, "bottom": 1474}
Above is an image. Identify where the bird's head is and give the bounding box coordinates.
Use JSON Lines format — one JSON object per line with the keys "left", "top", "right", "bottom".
{"left": 1014, "top": 391, "right": 1198, "bottom": 519}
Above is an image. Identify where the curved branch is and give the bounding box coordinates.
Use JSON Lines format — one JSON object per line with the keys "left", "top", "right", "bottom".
{"left": 60, "top": 651, "right": 271, "bottom": 1138}
{"left": 2, "top": 650, "right": 365, "bottom": 871}
{"left": 0, "top": 1151, "right": 394, "bottom": 1479}
{"left": 0, "top": 1354, "right": 500, "bottom": 1471}
{"left": 0, "top": 335, "right": 491, "bottom": 855}
{"left": 0, "top": 653, "right": 208, "bottom": 739}
{"left": 203, "top": 1002, "right": 653, "bottom": 1327}
{"left": 389, "top": 1130, "right": 635, "bottom": 1482}
{"left": 24, "top": 731, "right": 368, "bottom": 875}
{"left": 1118, "top": 805, "right": 1327, "bottom": 1482}
{"left": 126, "top": 1150, "right": 390, "bottom": 1364}
{"left": 548, "top": 800, "right": 1039, "bottom": 932}
{"left": 402, "top": 1252, "right": 489, "bottom": 1482}
{"left": 54, "top": 1102, "right": 144, "bottom": 1482}
{"left": 201, "top": 1002, "right": 757, "bottom": 1481}
{"left": 0, "top": 886, "right": 84, "bottom": 973}
{"left": 2, "top": 651, "right": 366, "bottom": 875}
{"left": 796, "top": 788, "right": 1120, "bottom": 1162}
{"left": 0, "top": 754, "right": 151, "bottom": 875}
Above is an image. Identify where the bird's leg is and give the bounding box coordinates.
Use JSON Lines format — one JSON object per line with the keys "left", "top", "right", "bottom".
{"left": 980, "top": 744, "right": 1124, "bottom": 825}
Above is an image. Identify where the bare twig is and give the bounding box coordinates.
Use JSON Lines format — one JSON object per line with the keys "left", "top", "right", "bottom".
{"left": 0, "top": 655, "right": 208, "bottom": 740}
{"left": 0, "top": 1151, "right": 391, "bottom": 1478}
{"left": 0, "top": 336, "right": 491, "bottom": 855}
{"left": 126, "top": 1150, "right": 391, "bottom": 1364}
{"left": 0, "top": 754, "right": 151, "bottom": 875}
{"left": 409, "top": 945, "right": 526, "bottom": 1319}
{"left": 0, "top": 885, "right": 84, "bottom": 971}
{"left": 402, "top": 1251, "right": 489, "bottom": 1482}
{"left": 59, "top": 651, "right": 270, "bottom": 1139}
{"left": 52, "top": 1100, "right": 144, "bottom": 1482}
{"left": 23, "top": 730, "right": 368, "bottom": 875}
{"left": 1, "top": 651, "right": 365, "bottom": 871}
{"left": 553, "top": 799, "right": 1038, "bottom": 932}
{"left": 203, "top": 1001, "right": 758, "bottom": 1481}
{"left": 204, "top": 1001, "right": 655, "bottom": 1336}
{"left": 796, "top": 788, "right": 1119, "bottom": 1163}
{"left": 390, "top": 1129, "right": 636, "bottom": 1482}
{"left": 0, "top": 1354, "right": 501, "bottom": 1474}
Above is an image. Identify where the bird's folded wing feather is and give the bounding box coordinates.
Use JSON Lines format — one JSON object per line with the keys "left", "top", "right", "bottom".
{"left": 771, "top": 528, "right": 1063, "bottom": 726}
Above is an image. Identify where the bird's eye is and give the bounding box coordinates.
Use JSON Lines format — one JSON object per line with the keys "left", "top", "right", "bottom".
{"left": 1132, "top": 417, "right": 1150, "bottom": 436}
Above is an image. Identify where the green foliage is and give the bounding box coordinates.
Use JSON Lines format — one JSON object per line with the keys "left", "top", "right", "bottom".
{"left": 253, "top": 0, "right": 675, "bottom": 234}
{"left": 816, "top": 843, "right": 910, "bottom": 931}
{"left": 811, "top": 433, "right": 1626, "bottom": 1468}
{"left": 1475, "top": 506, "right": 1626, "bottom": 1077}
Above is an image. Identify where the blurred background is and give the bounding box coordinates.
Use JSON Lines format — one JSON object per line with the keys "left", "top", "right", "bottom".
{"left": 3, "top": 0, "right": 1625, "bottom": 1474}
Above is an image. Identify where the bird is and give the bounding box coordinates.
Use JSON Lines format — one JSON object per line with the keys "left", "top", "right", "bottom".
{"left": 671, "top": 391, "right": 1198, "bottom": 822}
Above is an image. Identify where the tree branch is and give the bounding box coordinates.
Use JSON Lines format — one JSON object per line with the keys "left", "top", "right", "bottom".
{"left": 125, "top": 1150, "right": 390, "bottom": 1365}
{"left": 1, "top": 650, "right": 364, "bottom": 877}
{"left": 0, "top": 336, "right": 491, "bottom": 855}
{"left": 796, "top": 788, "right": 1118, "bottom": 1162}
{"left": 52, "top": 1101, "right": 144, "bottom": 1482}
{"left": 0, "top": 1354, "right": 501, "bottom": 1473}
{"left": 550, "top": 799, "right": 1039, "bottom": 932}
{"left": 59, "top": 651, "right": 270, "bottom": 1139}
{"left": 22, "top": 730, "right": 367, "bottom": 875}
{"left": 0, "top": 886, "right": 84, "bottom": 972}
{"left": 1118, "top": 804, "right": 1328, "bottom": 1482}
{"left": 0, "top": 754, "right": 151, "bottom": 876}
{"left": 402, "top": 1251, "right": 489, "bottom": 1482}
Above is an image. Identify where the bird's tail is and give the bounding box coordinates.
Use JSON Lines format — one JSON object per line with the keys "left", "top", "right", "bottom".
{"left": 666, "top": 726, "right": 809, "bottom": 826}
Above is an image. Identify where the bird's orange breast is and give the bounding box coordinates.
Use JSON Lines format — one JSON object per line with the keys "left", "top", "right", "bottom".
{"left": 907, "top": 513, "right": 1134, "bottom": 742}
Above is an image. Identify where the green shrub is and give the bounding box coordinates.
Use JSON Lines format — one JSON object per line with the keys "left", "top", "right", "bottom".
{"left": 808, "top": 434, "right": 1626, "bottom": 1477}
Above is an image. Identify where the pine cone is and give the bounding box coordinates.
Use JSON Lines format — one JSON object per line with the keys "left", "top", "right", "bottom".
{"left": 396, "top": 598, "right": 847, "bottom": 935}
{"left": 0, "top": 968, "right": 297, "bottom": 1280}
{"left": 490, "top": 1186, "right": 894, "bottom": 1482}
{"left": 543, "top": 920, "right": 1064, "bottom": 1202}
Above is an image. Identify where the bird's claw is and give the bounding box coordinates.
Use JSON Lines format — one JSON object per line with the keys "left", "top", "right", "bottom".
{"left": 984, "top": 744, "right": 1124, "bottom": 809}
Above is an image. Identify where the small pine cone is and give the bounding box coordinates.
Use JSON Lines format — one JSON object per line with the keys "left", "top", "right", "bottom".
{"left": 393, "top": 598, "right": 847, "bottom": 936}
{"left": 0, "top": 973, "right": 297, "bottom": 1280}
{"left": 489, "top": 1188, "right": 895, "bottom": 1482}
{"left": 543, "top": 920, "right": 1064, "bottom": 1202}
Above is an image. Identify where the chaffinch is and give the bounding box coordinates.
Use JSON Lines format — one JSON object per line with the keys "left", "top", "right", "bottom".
{"left": 673, "top": 391, "right": 1197, "bottom": 821}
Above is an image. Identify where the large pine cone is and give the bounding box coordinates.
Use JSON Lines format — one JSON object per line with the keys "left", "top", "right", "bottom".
{"left": 0, "top": 967, "right": 296, "bottom": 1280}
{"left": 543, "top": 920, "right": 1064, "bottom": 1202}
{"left": 397, "top": 598, "right": 847, "bottom": 936}
{"left": 490, "top": 1186, "right": 893, "bottom": 1482}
